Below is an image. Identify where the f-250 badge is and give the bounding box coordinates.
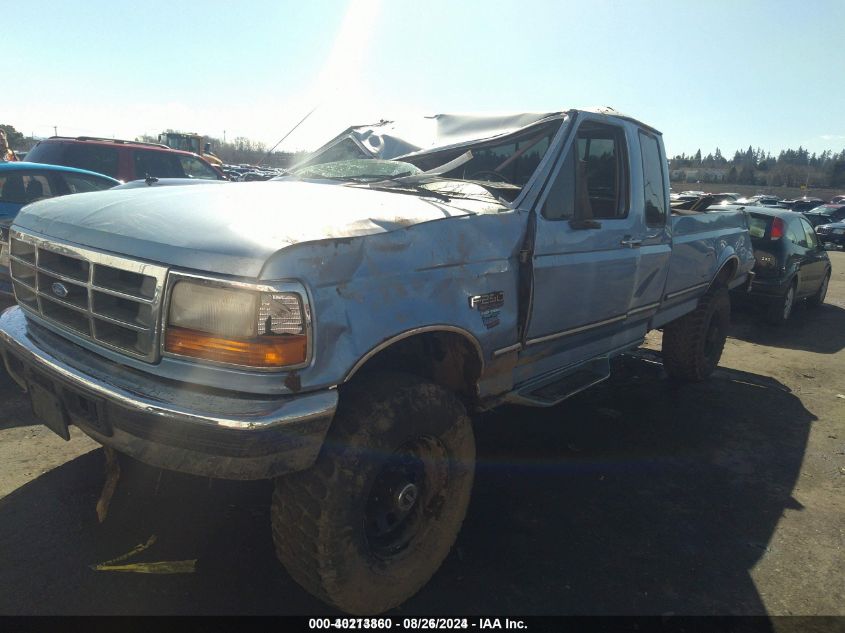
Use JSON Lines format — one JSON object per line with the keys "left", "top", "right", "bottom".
{"left": 469, "top": 291, "right": 504, "bottom": 329}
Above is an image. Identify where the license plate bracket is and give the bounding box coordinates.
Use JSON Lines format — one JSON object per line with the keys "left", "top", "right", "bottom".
{"left": 28, "top": 380, "right": 70, "bottom": 441}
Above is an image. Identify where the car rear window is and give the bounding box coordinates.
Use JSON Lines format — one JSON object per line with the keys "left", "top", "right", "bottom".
{"left": 23, "top": 141, "right": 67, "bottom": 167}
{"left": 748, "top": 214, "right": 771, "bottom": 239}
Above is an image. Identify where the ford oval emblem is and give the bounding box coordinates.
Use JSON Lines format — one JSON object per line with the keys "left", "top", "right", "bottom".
{"left": 51, "top": 282, "right": 69, "bottom": 299}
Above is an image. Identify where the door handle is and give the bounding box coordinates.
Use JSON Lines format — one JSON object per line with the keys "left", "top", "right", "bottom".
{"left": 620, "top": 237, "right": 642, "bottom": 248}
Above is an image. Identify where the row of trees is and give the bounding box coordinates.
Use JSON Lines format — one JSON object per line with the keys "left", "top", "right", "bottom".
{"left": 670, "top": 145, "right": 845, "bottom": 187}
{"left": 0, "top": 125, "right": 28, "bottom": 150}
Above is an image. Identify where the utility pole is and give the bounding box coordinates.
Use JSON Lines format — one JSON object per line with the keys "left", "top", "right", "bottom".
{"left": 223, "top": 130, "right": 226, "bottom": 143}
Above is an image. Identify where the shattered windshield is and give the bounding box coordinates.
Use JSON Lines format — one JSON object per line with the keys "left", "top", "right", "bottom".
{"left": 399, "top": 119, "right": 563, "bottom": 190}
{"left": 293, "top": 159, "right": 422, "bottom": 181}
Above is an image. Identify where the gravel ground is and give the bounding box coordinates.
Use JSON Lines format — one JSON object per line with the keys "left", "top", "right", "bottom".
{"left": 0, "top": 252, "right": 842, "bottom": 615}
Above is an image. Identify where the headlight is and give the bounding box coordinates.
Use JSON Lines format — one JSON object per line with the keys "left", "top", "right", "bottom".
{"left": 164, "top": 279, "right": 308, "bottom": 368}
{"left": 833, "top": 228, "right": 845, "bottom": 235}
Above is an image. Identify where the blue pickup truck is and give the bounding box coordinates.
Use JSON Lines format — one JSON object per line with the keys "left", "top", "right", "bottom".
{"left": 0, "top": 109, "right": 754, "bottom": 614}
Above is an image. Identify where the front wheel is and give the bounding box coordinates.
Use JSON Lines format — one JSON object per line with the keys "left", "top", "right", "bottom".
{"left": 661, "top": 286, "right": 730, "bottom": 382}
{"left": 271, "top": 373, "right": 475, "bottom": 615}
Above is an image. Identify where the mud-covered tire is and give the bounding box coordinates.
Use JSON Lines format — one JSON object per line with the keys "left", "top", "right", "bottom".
{"left": 662, "top": 286, "right": 730, "bottom": 382}
{"left": 271, "top": 373, "right": 475, "bottom": 615}
{"left": 807, "top": 271, "right": 830, "bottom": 308}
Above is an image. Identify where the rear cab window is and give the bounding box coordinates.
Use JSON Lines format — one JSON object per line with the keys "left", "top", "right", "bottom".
{"left": 638, "top": 130, "right": 667, "bottom": 226}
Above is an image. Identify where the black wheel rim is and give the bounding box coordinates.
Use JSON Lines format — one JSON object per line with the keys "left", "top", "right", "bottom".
{"left": 364, "top": 436, "right": 448, "bottom": 560}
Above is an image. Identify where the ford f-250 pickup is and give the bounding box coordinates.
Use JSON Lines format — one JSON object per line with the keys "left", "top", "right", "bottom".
{"left": 0, "top": 109, "right": 754, "bottom": 614}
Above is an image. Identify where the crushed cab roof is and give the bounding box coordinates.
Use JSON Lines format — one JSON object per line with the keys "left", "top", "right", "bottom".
{"left": 298, "top": 107, "right": 659, "bottom": 166}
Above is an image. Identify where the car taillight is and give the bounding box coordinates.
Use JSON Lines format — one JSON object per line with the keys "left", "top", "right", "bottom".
{"left": 770, "top": 217, "right": 785, "bottom": 240}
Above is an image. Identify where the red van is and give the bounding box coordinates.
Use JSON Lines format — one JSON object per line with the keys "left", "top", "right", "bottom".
{"left": 25, "top": 136, "right": 226, "bottom": 183}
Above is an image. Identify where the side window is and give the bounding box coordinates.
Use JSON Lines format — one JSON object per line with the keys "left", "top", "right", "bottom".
{"left": 638, "top": 131, "right": 667, "bottom": 226}
{"left": 575, "top": 124, "right": 628, "bottom": 219}
{"left": 134, "top": 150, "right": 182, "bottom": 179}
{"left": 787, "top": 219, "right": 805, "bottom": 247}
{"left": 0, "top": 175, "right": 27, "bottom": 203}
{"left": 542, "top": 121, "right": 629, "bottom": 221}
{"left": 0, "top": 174, "right": 53, "bottom": 203}
{"left": 22, "top": 174, "right": 52, "bottom": 202}
{"left": 62, "top": 174, "right": 115, "bottom": 193}
{"left": 178, "top": 156, "right": 220, "bottom": 180}
{"left": 800, "top": 219, "right": 819, "bottom": 249}
{"left": 64, "top": 145, "right": 120, "bottom": 178}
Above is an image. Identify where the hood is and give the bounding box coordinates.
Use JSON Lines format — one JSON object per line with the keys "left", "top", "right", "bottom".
{"left": 13, "top": 180, "right": 504, "bottom": 278}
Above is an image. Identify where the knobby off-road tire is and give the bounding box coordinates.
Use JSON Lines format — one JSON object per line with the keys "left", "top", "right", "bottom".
{"left": 271, "top": 373, "right": 476, "bottom": 615}
{"left": 662, "top": 286, "right": 730, "bottom": 382}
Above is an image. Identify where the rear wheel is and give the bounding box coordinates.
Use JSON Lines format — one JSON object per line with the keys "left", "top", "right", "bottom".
{"left": 766, "top": 279, "right": 797, "bottom": 325}
{"left": 662, "top": 286, "right": 730, "bottom": 382}
{"left": 807, "top": 271, "right": 830, "bottom": 308}
{"left": 271, "top": 373, "right": 475, "bottom": 614}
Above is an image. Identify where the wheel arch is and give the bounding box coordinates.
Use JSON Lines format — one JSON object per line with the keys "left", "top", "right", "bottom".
{"left": 709, "top": 255, "right": 740, "bottom": 291}
{"left": 343, "top": 326, "right": 485, "bottom": 403}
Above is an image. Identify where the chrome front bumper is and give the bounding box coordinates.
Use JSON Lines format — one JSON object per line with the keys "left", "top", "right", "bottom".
{"left": 0, "top": 306, "right": 337, "bottom": 480}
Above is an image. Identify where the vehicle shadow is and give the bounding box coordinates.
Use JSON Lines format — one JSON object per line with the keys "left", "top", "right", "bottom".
{"left": 729, "top": 299, "right": 845, "bottom": 354}
{"left": 0, "top": 356, "right": 813, "bottom": 616}
{"left": 415, "top": 354, "right": 813, "bottom": 616}
{"left": 0, "top": 370, "right": 37, "bottom": 431}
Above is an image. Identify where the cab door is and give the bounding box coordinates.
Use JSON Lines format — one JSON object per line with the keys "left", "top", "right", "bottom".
{"left": 524, "top": 118, "right": 640, "bottom": 350}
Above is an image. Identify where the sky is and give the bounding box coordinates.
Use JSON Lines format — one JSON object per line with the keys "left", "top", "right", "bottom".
{"left": 5, "top": 0, "right": 844, "bottom": 158}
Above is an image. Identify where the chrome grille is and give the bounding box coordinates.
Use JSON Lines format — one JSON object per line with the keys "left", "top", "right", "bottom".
{"left": 9, "top": 229, "right": 168, "bottom": 362}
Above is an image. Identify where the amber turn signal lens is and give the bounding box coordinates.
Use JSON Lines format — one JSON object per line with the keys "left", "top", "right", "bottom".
{"left": 165, "top": 326, "right": 307, "bottom": 367}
